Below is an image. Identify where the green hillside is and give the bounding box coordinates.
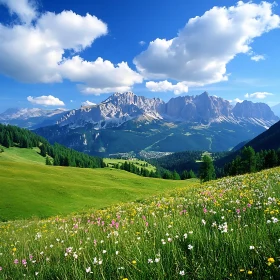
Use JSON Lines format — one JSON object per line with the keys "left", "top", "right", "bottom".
{"left": 0, "top": 150, "right": 196, "bottom": 221}
{"left": 104, "top": 158, "right": 156, "bottom": 172}
{"left": 0, "top": 167, "right": 279, "bottom": 279}
{"left": 0, "top": 145, "right": 45, "bottom": 164}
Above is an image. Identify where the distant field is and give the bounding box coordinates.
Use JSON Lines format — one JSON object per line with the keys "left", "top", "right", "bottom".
{"left": 0, "top": 150, "right": 196, "bottom": 221}
{"left": 104, "top": 158, "right": 156, "bottom": 172}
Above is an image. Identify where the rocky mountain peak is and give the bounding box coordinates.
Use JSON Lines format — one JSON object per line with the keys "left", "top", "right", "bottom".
{"left": 233, "top": 100, "right": 278, "bottom": 120}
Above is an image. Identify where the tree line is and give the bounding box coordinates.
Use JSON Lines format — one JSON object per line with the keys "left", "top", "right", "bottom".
{"left": 196, "top": 146, "right": 280, "bottom": 183}
{"left": 0, "top": 124, "right": 104, "bottom": 169}
{"left": 223, "top": 146, "right": 280, "bottom": 176}
{"left": 109, "top": 160, "right": 197, "bottom": 180}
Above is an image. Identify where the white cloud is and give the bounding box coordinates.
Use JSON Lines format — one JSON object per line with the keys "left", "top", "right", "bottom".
{"left": 0, "top": 0, "right": 37, "bottom": 24}
{"left": 0, "top": 3, "right": 142, "bottom": 94}
{"left": 134, "top": 1, "right": 280, "bottom": 87}
{"left": 27, "top": 95, "right": 65, "bottom": 106}
{"left": 229, "top": 98, "right": 244, "bottom": 104}
{"left": 245, "top": 92, "right": 273, "bottom": 99}
{"left": 60, "top": 56, "right": 143, "bottom": 95}
{"left": 139, "top": 41, "right": 146, "bottom": 46}
{"left": 146, "top": 80, "right": 188, "bottom": 95}
{"left": 81, "top": 100, "right": 96, "bottom": 106}
{"left": 251, "top": 55, "right": 265, "bottom": 62}
{"left": 0, "top": 10, "right": 107, "bottom": 83}
{"left": 37, "top": 11, "right": 108, "bottom": 51}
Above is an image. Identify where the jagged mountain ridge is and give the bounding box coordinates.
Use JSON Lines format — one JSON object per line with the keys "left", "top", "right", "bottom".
{"left": 33, "top": 92, "right": 279, "bottom": 157}
{"left": 56, "top": 92, "right": 278, "bottom": 129}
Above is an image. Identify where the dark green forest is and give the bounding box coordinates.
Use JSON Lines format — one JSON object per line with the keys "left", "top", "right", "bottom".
{"left": 223, "top": 146, "right": 280, "bottom": 176}
{"left": 0, "top": 124, "right": 104, "bottom": 169}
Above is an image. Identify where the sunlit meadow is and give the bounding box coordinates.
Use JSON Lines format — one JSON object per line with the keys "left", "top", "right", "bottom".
{"left": 0, "top": 168, "right": 279, "bottom": 279}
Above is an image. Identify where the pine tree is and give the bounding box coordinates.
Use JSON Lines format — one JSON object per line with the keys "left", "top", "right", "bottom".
{"left": 40, "top": 144, "right": 47, "bottom": 157}
{"left": 172, "top": 170, "right": 181, "bottom": 180}
{"left": 189, "top": 170, "right": 196, "bottom": 178}
{"left": 46, "top": 156, "right": 52, "bottom": 165}
{"left": 241, "top": 146, "right": 256, "bottom": 173}
{"left": 181, "top": 170, "right": 189, "bottom": 180}
{"left": 3, "top": 131, "right": 12, "bottom": 148}
{"left": 199, "top": 155, "right": 216, "bottom": 182}
{"left": 53, "top": 154, "right": 60, "bottom": 166}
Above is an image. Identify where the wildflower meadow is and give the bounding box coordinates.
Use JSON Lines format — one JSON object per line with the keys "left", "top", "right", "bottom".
{"left": 0, "top": 167, "right": 279, "bottom": 279}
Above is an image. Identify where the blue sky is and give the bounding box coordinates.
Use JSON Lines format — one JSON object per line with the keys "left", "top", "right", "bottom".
{"left": 0, "top": 0, "right": 279, "bottom": 112}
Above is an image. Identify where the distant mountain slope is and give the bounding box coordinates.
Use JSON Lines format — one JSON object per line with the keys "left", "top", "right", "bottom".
{"left": 231, "top": 140, "right": 250, "bottom": 152}
{"left": 35, "top": 92, "right": 278, "bottom": 156}
{"left": 239, "top": 120, "right": 280, "bottom": 152}
{"left": 0, "top": 108, "right": 68, "bottom": 128}
{"left": 271, "top": 103, "right": 280, "bottom": 117}
{"left": 216, "top": 120, "right": 280, "bottom": 168}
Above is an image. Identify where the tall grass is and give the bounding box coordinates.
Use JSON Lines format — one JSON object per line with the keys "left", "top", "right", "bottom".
{"left": 0, "top": 168, "right": 279, "bottom": 279}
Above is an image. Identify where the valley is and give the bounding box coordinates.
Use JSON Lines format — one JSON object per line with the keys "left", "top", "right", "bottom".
{"left": 30, "top": 92, "right": 278, "bottom": 157}
{"left": 1, "top": 0, "right": 280, "bottom": 278}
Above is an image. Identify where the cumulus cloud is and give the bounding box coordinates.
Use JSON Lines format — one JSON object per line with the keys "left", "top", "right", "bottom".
{"left": 134, "top": 1, "right": 280, "bottom": 88}
{"left": 146, "top": 80, "right": 188, "bottom": 95}
{"left": 245, "top": 92, "right": 273, "bottom": 99}
{"left": 27, "top": 95, "right": 65, "bottom": 106}
{"left": 0, "top": 2, "right": 142, "bottom": 94}
{"left": 81, "top": 100, "right": 96, "bottom": 106}
{"left": 0, "top": 0, "right": 37, "bottom": 24}
{"left": 60, "top": 56, "right": 143, "bottom": 95}
{"left": 251, "top": 55, "right": 265, "bottom": 62}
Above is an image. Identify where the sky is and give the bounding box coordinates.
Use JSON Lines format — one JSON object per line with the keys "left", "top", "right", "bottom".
{"left": 0, "top": 0, "right": 280, "bottom": 113}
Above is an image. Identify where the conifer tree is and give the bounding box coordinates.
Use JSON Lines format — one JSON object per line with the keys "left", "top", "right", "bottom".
{"left": 199, "top": 155, "right": 216, "bottom": 182}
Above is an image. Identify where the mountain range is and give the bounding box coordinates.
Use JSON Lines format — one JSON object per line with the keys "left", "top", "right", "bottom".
{"left": 54, "top": 91, "right": 277, "bottom": 129}
{"left": 0, "top": 107, "right": 66, "bottom": 129}
{"left": 25, "top": 91, "right": 277, "bottom": 157}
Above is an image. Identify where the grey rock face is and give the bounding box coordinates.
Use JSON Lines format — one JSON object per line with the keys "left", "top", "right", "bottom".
{"left": 56, "top": 91, "right": 278, "bottom": 129}
{"left": 233, "top": 100, "right": 278, "bottom": 120}
{"left": 57, "top": 92, "right": 165, "bottom": 128}
{"left": 164, "top": 92, "right": 232, "bottom": 122}
{"left": 3, "top": 92, "right": 277, "bottom": 130}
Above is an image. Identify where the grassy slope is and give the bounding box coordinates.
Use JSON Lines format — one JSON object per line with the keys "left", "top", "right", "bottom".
{"left": 0, "top": 146, "right": 45, "bottom": 164}
{"left": 0, "top": 149, "right": 195, "bottom": 221}
{"left": 104, "top": 158, "right": 156, "bottom": 172}
{"left": 0, "top": 167, "right": 279, "bottom": 279}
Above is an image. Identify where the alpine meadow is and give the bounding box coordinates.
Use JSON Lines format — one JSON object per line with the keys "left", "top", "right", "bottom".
{"left": 1, "top": 0, "right": 280, "bottom": 279}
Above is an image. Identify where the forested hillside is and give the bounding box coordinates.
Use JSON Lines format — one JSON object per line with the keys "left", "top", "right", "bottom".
{"left": 223, "top": 146, "right": 280, "bottom": 176}
{"left": 149, "top": 150, "right": 230, "bottom": 175}
{"left": 0, "top": 124, "right": 104, "bottom": 169}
